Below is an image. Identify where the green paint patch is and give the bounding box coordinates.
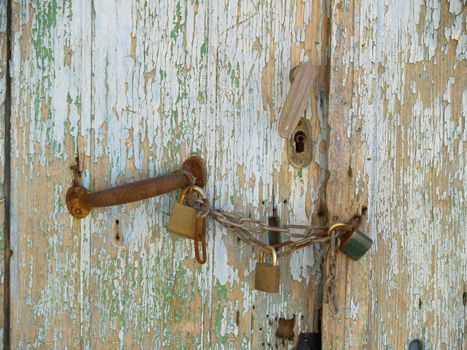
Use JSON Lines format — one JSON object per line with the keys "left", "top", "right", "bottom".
{"left": 46, "top": 0, "right": 58, "bottom": 29}
{"left": 197, "top": 91, "right": 207, "bottom": 104}
{"left": 29, "top": 0, "right": 72, "bottom": 157}
{"left": 176, "top": 64, "right": 189, "bottom": 103}
{"left": 227, "top": 62, "right": 240, "bottom": 88}
{"left": 74, "top": 94, "right": 81, "bottom": 110}
{"left": 175, "top": 2, "right": 182, "bottom": 20}
{"left": 171, "top": 109, "right": 179, "bottom": 121}
{"left": 217, "top": 284, "right": 228, "bottom": 299}
{"left": 214, "top": 284, "right": 229, "bottom": 344}
{"left": 200, "top": 41, "right": 208, "bottom": 56}
{"left": 0, "top": 225, "right": 5, "bottom": 250}
{"left": 176, "top": 90, "right": 188, "bottom": 104}
{"left": 170, "top": 2, "right": 184, "bottom": 41}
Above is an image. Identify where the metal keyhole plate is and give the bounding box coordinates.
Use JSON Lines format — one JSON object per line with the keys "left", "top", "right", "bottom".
{"left": 287, "top": 118, "right": 313, "bottom": 168}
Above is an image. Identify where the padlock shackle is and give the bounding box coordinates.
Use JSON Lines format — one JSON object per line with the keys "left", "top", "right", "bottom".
{"left": 260, "top": 245, "right": 278, "bottom": 266}
{"left": 179, "top": 185, "right": 208, "bottom": 204}
{"left": 194, "top": 215, "right": 207, "bottom": 264}
{"left": 327, "top": 223, "right": 347, "bottom": 235}
{"left": 258, "top": 250, "right": 265, "bottom": 263}
{"left": 255, "top": 246, "right": 281, "bottom": 293}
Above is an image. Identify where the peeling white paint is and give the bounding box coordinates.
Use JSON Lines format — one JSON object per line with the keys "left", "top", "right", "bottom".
{"left": 325, "top": 0, "right": 467, "bottom": 348}
{"left": 11, "top": 0, "right": 330, "bottom": 348}
{"left": 213, "top": 231, "right": 239, "bottom": 287}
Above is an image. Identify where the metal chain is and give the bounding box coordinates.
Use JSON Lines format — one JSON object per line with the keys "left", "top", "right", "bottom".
{"left": 185, "top": 191, "right": 359, "bottom": 257}
{"left": 182, "top": 188, "right": 363, "bottom": 314}
{"left": 323, "top": 231, "right": 340, "bottom": 314}
{"left": 205, "top": 205, "right": 347, "bottom": 311}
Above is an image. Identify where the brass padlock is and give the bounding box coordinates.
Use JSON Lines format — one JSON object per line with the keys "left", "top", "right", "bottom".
{"left": 339, "top": 229, "right": 372, "bottom": 260}
{"left": 167, "top": 191, "right": 196, "bottom": 239}
{"left": 254, "top": 246, "right": 280, "bottom": 293}
{"left": 167, "top": 186, "right": 209, "bottom": 265}
{"left": 167, "top": 186, "right": 206, "bottom": 239}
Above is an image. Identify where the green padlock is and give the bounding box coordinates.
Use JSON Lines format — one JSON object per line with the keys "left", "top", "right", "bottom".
{"left": 339, "top": 229, "right": 373, "bottom": 260}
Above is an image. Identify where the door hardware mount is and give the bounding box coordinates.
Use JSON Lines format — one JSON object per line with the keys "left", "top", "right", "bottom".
{"left": 287, "top": 117, "right": 313, "bottom": 168}
{"left": 278, "top": 62, "right": 316, "bottom": 168}
{"left": 278, "top": 62, "right": 315, "bottom": 140}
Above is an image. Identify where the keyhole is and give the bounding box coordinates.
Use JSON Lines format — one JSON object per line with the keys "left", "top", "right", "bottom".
{"left": 115, "top": 219, "right": 121, "bottom": 242}
{"left": 408, "top": 339, "right": 423, "bottom": 350}
{"left": 294, "top": 131, "right": 306, "bottom": 153}
{"left": 287, "top": 117, "right": 312, "bottom": 168}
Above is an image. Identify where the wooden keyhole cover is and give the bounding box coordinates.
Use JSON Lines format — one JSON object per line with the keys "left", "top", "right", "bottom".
{"left": 278, "top": 62, "right": 316, "bottom": 139}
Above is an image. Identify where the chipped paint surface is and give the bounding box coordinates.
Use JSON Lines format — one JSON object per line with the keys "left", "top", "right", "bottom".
{"left": 324, "top": 0, "right": 467, "bottom": 348}
{"left": 0, "top": 0, "right": 6, "bottom": 345}
{"left": 10, "top": 0, "right": 330, "bottom": 348}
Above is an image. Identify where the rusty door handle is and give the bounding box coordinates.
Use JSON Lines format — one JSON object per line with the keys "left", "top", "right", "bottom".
{"left": 66, "top": 156, "right": 206, "bottom": 219}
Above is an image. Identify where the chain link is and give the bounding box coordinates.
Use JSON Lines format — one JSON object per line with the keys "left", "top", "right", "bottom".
{"left": 323, "top": 231, "right": 340, "bottom": 314}
{"left": 185, "top": 191, "right": 360, "bottom": 257}
{"left": 184, "top": 188, "right": 361, "bottom": 313}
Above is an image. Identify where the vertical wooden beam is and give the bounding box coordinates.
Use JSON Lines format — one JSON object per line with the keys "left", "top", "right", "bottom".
{"left": 86, "top": 0, "right": 331, "bottom": 348}
{"left": 1, "top": 0, "right": 11, "bottom": 347}
{"left": 9, "top": 1, "right": 86, "bottom": 347}
{"left": 323, "top": 0, "right": 467, "bottom": 348}
{"left": 322, "top": 0, "right": 370, "bottom": 347}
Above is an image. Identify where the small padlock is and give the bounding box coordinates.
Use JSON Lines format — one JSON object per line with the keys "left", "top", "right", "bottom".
{"left": 167, "top": 186, "right": 209, "bottom": 264}
{"left": 167, "top": 186, "right": 205, "bottom": 239}
{"left": 254, "top": 246, "right": 280, "bottom": 293}
{"left": 327, "top": 223, "right": 373, "bottom": 260}
{"left": 329, "top": 223, "right": 372, "bottom": 260}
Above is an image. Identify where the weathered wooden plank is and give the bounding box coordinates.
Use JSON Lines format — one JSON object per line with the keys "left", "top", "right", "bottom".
{"left": 323, "top": 0, "right": 467, "bottom": 348}
{"left": 9, "top": 0, "right": 331, "bottom": 348}
{"left": 86, "top": 0, "right": 330, "bottom": 348}
{"left": 0, "top": 0, "right": 8, "bottom": 346}
{"left": 10, "top": 0, "right": 87, "bottom": 347}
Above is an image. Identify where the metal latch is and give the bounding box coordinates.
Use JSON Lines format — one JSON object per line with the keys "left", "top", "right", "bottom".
{"left": 66, "top": 156, "right": 206, "bottom": 218}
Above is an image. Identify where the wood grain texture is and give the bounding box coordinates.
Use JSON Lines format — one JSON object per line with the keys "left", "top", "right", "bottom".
{"left": 323, "top": 0, "right": 467, "bottom": 348}
{"left": 10, "top": 0, "right": 88, "bottom": 348}
{"left": 0, "top": 0, "right": 7, "bottom": 345}
{"left": 10, "top": 0, "right": 330, "bottom": 348}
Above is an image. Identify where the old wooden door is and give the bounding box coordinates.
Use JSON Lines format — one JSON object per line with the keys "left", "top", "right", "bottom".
{"left": 323, "top": 0, "right": 467, "bottom": 349}
{"left": 6, "top": 0, "right": 330, "bottom": 348}
{"left": 2, "top": 0, "right": 466, "bottom": 349}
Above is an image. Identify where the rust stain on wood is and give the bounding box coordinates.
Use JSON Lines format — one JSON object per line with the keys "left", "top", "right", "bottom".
{"left": 276, "top": 314, "right": 296, "bottom": 340}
